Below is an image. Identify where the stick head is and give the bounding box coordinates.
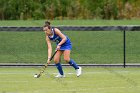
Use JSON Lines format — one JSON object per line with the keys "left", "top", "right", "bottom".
{"left": 34, "top": 74, "right": 41, "bottom": 78}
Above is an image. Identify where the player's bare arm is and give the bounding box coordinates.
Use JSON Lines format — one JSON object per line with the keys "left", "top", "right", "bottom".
{"left": 45, "top": 35, "right": 52, "bottom": 64}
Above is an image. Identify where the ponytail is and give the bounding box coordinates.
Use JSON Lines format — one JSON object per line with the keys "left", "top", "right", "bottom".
{"left": 44, "top": 21, "right": 51, "bottom": 29}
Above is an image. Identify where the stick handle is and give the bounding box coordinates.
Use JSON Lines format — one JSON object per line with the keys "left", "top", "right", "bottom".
{"left": 49, "top": 50, "right": 57, "bottom": 61}
{"left": 36, "top": 50, "right": 58, "bottom": 78}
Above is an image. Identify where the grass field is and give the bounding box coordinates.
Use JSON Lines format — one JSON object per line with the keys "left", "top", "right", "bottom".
{"left": 0, "top": 20, "right": 140, "bottom": 93}
{"left": 0, "top": 20, "right": 140, "bottom": 64}
{"left": 0, "top": 31, "right": 140, "bottom": 64}
{"left": 0, "top": 19, "right": 140, "bottom": 26}
{"left": 0, "top": 67, "right": 140, "bottom": 93}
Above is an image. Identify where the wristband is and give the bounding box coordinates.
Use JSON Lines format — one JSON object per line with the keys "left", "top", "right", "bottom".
{"left": 58, "top": 45, "right": 61, "bottom": 46}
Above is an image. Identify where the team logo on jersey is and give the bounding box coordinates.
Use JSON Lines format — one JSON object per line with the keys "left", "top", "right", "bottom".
{"left": 52, "top": 36, "right": 61, "bottom": 43}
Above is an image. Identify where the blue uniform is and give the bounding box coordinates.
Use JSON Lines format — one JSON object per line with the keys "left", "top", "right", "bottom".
{"left": 48, "top": 28, "right": 72, "bottom": 50}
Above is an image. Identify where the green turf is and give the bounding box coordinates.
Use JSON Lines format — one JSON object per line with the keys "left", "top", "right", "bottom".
{"left": 0, "top": 31, "right": 124, "bottom": 64}
{"left": 0, "top": 19, "right": 140, "bottom": 26}
{"left": 0, "top": 20, "right": 140, "bottom": 64}
{"left": 0, "top": 67, "right": 140, "bottom": 93}
{"left": 0, "top": 31, "right": 140, "bottom": 64}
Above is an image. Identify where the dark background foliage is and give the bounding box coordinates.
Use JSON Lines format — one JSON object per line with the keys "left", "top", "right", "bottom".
{"left": 0, "top": 0, "right": 140, "bottom": 20}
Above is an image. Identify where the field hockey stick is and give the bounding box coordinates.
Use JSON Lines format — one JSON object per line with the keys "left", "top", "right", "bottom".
{"left": 34, "top": 50, "right": 57, "bottom": 78}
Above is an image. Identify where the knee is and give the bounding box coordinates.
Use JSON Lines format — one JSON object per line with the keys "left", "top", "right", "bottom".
{"left": 54, "top": 58, "right": 60, "bottom": 64}
{"left": 64, "top": 57, "right": 70, "bottom": 63}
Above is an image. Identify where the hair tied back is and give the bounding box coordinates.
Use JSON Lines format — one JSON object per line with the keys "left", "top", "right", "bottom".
{"left": 45, "top": 21, "right": 50, "bottom": 26}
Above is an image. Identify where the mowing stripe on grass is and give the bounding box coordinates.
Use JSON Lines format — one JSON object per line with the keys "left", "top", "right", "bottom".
{"left": 0, "top": 70, "right": 140, "bottom": 75}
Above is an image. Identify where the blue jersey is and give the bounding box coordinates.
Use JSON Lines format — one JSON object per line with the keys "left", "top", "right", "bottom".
{"left": 48, "top": 28, "right": 72, "bottom": 50}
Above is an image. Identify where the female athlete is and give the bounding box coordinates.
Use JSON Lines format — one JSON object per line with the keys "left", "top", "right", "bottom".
{"left": 43, "top": 21, "right": 82, "bottom": 78}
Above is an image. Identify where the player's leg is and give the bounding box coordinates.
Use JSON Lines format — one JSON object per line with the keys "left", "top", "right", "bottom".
{"left": 63, "top": 50, "right": 78, "bottom": 69}
{"left": 63, "top": 50, "right": 82, "bottom": 77}
{"left": 54, "top": 50, "right": 65, "bottom": 77}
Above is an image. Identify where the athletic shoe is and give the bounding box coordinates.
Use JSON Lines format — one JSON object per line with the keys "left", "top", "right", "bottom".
{"left": 76, "top": 67, "right": 82, "bottom": 77}
{"left": 55, "top": 73, "right": 65, "bottom": 78}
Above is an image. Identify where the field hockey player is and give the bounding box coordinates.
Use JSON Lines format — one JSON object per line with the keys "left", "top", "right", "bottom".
{"left": 43, "top": 21, "right": 82, "bottom": 78}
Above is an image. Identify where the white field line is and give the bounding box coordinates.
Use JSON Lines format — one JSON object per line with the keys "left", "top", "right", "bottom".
{"left": 0, "top": 79, "right": 131, "bottom": 83}
{"left": 0, "top": 70, "right": 140, "bottom": 75}
{"left": 22, "top": 86, "right": 140, "bottom": 93}
{"left": 1, "top": 86, "right": 140, "bottom": 92}
{"left": 58, "top": 86, "right": 140, "bottom": 92}
{"left": 95, "top": 85, "right": 140, "bottom": 90}
{"left": 0, "top": 78, "right": 139, "bottom": 85}
{"left": 0, "top": 81, "right": 28, "bottom": 82}
{"left": 51, "top": 79, "right": 140, "bottom": 84}
{"left": 0, "top": 72, "right": 33, "bottom": 74}
{"left": 52, "top": 70, "right": 140, "bottom": 75}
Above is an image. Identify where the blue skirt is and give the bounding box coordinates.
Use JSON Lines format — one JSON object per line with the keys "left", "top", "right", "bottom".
{"left": 60, "top": 45, "right": 72, "bottom": 50}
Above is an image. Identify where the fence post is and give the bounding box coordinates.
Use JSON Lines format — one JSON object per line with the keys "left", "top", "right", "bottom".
{"left": 123, "top": 27, "right": 127, "bottom": 68}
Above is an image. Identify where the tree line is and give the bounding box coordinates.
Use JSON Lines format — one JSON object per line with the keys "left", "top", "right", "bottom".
{"left": 0, "top": 0, "right": 140, "bottom": 20}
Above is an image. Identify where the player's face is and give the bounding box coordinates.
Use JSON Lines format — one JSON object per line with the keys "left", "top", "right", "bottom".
{"left": 43, "top": 27, "right": 51, "bottom": 35}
